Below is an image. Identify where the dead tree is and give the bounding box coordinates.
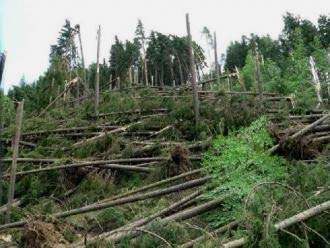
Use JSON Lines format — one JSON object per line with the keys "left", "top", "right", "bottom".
{"left": 74, "top": 24, "right": 89, "bottom": 96}
{"left": 78, "top": 191, "right": 202, "bottom": 246}
{"left": 222, "top": 200, "right": 330, "bottom": 248}
{"left": 251, "top": 40, "right": 263, "bottom": 100}
{"left": 186, "top": 13, "right": 200, "bottom": 126}
{"left": 214, "top": 32, "right": 220, "bottom": 85}
{"left": 0, "top": 177, "right": 210, "bottom": 230}
{"left": 0, "top": 51, "right": 7, "bottom": 85}
{"left": 309, "top": 56, "right": 323, "bottom": 108}
{"left": 235, "top": 66, "right": 246, "bottom": 91}
{"left": 95, "top": 25, "right": 101, "bottom": 116}
{"left": 6, "top": 101, "right": 24, "bottom": 223}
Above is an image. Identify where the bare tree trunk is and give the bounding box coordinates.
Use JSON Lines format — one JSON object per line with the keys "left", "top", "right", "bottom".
{"left": 81, "top": 191, "right": 202, "bottom": 246}
{"left": 160, "top": 64, "right": 165, "bottom": 90}
{"left": 178, "top": 56, "right": 184, "bottom": 85}
{"left": 214, "top": 32, "right": 220, "bottom": 86}
{"left": 95, "top": 25, "right": 101, "bottom": 116}
{"left": 309, "top": 56, "right": 323, "bottom": 108}
{"left": 251, "top": 40, "right": 263, "bottom": 100}
{"left": 141, "top": 41, "right": 149, "bottom": 86}
{"left": 154, "top": 64, "right": 158, "bottom": 86}
{"left": 6, "top": 101, "right": 24, "bottom": 223}
{"left": 117, "top": 77, "right": 121, "bottom": 90}
{"left": 186, "top": 13, "right": 200, "bottom": 126}
{"left": 235, "top": 66, "right": 246, "bottom": 91}
{"left": 222, "top": 200, "right": 330, "bottom": 248}
{"left": 109, "top": 74, "right": 112, "bottom": 91}
{"left": 0, "top": 51, "right": 7, "bottom": 85}
{"left": 77, "top": 25, "right": 89, "bottom": 96}
{"left": 129, "top": 66, "right": 133, "bottom": 87}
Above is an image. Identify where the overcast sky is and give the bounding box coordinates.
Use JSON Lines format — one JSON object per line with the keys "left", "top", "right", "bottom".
{"left": 1, "top": 0, "right": 329, "bottom": 92}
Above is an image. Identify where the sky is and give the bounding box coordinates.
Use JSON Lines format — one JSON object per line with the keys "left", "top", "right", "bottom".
{"left": 1, "top": 0, "right": 329, "bottom": 92}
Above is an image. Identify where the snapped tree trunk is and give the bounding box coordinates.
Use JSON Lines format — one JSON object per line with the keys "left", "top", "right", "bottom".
{"left": 95, "top": 25, "right": 101, "bottom": 116}
{"left": 185, "top": 13, "right": 200, "bottom": 126}
{"left": 6, "top": 101, "right": 24, "bottom": 223}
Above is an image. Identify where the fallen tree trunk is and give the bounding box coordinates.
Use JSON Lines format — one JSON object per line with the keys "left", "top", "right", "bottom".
{"left": 1, "top": 158, "right": 169, "bottom": 177}
{"left": 312, "top": 135, "right": 330, "bottom": 143}
{"left": 0, "top": 158, "right": 58, "bottom": 164}
{"left": 222, "top": 200, "right": 330, "bottom": 248}
{"left": 0, "top": 199, "right": 21, "bottom": 213}
{"left": 179, "top": 220, "right": 239, "bottom": 248}
{"left": 100, "top": 197, "right": 225, "bottom": 246}
{"left": 268, "top": 114, "right": 329, "bottom": 154}
{"left": 20, "top": 125, "right": 120, "bottom": 136}
{"left": 162, "top": 196, "right": 225, "bottom": 222}
{"left": 94, "top": 108, "right": 168, "bottom": 118}
{"left": 96, "top": 164, "right": 153, "bottom": 173}
{"left": 0, "top": 177, "right": 210, "bottom": 230}
{"left": 0, "top": 139, "right": 37, "bottom": 148}
{"left": 73, "top": 121, "right": 142, "bottom": 147}
{"left": 107, "top": 197, "right": 226, "bottom": 245}
{"left": 76, "top": 191, "right": 202, "bottom": 246}
{"left": 102, "top": 169, "right": 202, "bottom": 202}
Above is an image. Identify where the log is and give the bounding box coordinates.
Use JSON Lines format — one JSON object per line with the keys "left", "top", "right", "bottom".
{"left": 222, "top": 200, "right": 330, "bottom": 247}
{"left": 21, "top": 125, "right": 120, "bottom": 136}
{"left": 102, "top": 196, "right": 224, "bottom": 246}
{"left": 0, "top": 199, "right": 21, "bottom": 213}
{"left": 163, "top": 196, "right": 225, "bottom": 222}
{"left": 1, "top": 158, "right": 169, "bottom": 177}
{"left": 149, "top": 125, "right": 173, "bottom": 138}
{"left": 72, "top": 121, "right": 142, "bottom": 147}
{"left": 77, "top": 191, "right": 202, "bottom": 246}
{"left": 0, "top": 138, "right": 36, "bottom": 148}
{"left": 0, "top": 158, "right": 58, "bottom": 164}
{"left": 95, "top": 108, "right": 168, "bottom": 118}
{"left": 179, "top": 220, "right": 239, "bottom": 248}
{"left": 100, "top": 169, "right": 202, "bottom": 202}
{"left": 96, "top": 164, "right": 153, "bottom": 173}
{"left": 312, "top": 135, "right": 330, "bottom": 143}
{"left": 0, "top": 177, "right": 210, "bottom": 230}
{"left": 268, "top": 114, "right": 329, "bottom": 153}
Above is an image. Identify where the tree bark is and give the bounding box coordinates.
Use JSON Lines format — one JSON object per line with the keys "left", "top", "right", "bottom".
{"left": 79, "top": 191, "right": 202, "bottom": 246}
{"left": 222, "top": 200, "right": 330, "bottom": 248}
{"left": 101, "top": 169, "right": 202, "bottom": 202}
{"left": 0, "top": 177, "right": 210, "bottom": 230}
{"left": 6, "top": 101, "right": 24, "bottom": 223}
{"left": 95, "top": 25, "right": 101, "bottom": 116}
{"left": 186, "top": 13, "right": 200, "bottom": 126}
{"left": 77, "top": 25, "right": 89, "bottom": 96}
{"left": 214, "top": 32, "right": 220, "bottom": 86}
{"left": 251, "top": 40, "right": 263, "bottom": 101}
{"left": 179, "top": 220, "right": 239, "bottom": 248}
{"left": 268, "top": 114, "right": 329, "bottom": 154}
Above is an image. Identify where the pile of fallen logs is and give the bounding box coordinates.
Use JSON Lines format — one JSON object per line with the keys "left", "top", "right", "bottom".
{"left": 0, "top": 87, "right": 329, "bottom": 247}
